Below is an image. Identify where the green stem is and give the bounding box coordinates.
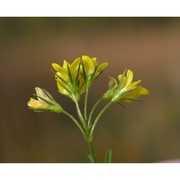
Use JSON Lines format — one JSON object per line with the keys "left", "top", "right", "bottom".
{"left": 90, "top": 101, "right": 113, "bottom": 141}
{"left": 84, "top": 88, "right": 88, "bottom": 121}
{"left": 87, "top": 140, "right": 97, "bottom": 163}
{"left": 88, "top": 97, "right": 103, "bottom": 128}
{"left": 63, "top": 109, "right": 97, "bottom": 163}
{"left": 62, "top": 110, "right": 87, "bottom": 141}
{"left": 74, "top": 100, "right": 86, "bottom": 129}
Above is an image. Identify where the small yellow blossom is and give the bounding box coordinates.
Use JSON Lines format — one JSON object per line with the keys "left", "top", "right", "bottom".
{"left": 27, "top": 87, "right": 63, "bottom": 112}
{"left": 81, "top": 55, "right": 108, "bottom": 87}
{"left": 52, "top": 58, "right": 80, "bottom": 84}
{"left": 103, "top": 69, "right": 149, "bottom": 102}
{"left": 52, "top": 57, "right": 83, "bottom": 102}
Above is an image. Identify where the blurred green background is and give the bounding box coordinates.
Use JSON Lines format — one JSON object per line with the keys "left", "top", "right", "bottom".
{"left": 1, "top": 17, "right": 180, "bottom": 162}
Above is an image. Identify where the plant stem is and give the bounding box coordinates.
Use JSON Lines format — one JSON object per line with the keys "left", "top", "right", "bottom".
{"left": 74, "top": 100, "right": 86, "bottom": 129}
{"left": 62, "top": 110, "right": 87, "bottom": 141}
{"left": 90, "top": 101, "right": 113, "bottom": 141}
{"left": 84, "top": 88, "right": 88, "bottom": 121}
{"left": 88, "top": 97, "right": 103, "bottom": 128}
{"left": 87, "top": 140, "right": 97, "bottom": 163}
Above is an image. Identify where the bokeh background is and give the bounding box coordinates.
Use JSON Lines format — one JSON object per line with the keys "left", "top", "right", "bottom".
{"left": 1, "top": 17, "right": 180, "bottom": 162}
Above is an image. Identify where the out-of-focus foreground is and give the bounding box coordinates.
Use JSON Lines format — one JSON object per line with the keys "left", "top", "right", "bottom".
{"left": 1, "top": 17, "right": 180, "bottom": 162}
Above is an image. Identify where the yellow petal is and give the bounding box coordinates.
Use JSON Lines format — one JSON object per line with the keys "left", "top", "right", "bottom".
{"left": 91, "top": 57, "right": 97, "bottom": 64}
{"left": 57, "top": 82, "right": 70, "bottom": 96}
{"left": 96, "top": 62, "right": 108, "bottom": 72}
{"left": 63, "top": 60, "right": 69, "bottom": 69}
{"left": 127, "top": 80, "right": 141, "bottom": 90}
{"left": 52, "top": 63, "right": 69, "bottom": 80}
{"left": 139, "top": 87, "right": 149, "bottom": 95}
{"left": 123, "top": 86, "right": 149, "bottom": 100}
{"left": 126, "top": 69, "right": 133, "bottom": 87}
{"left": 82, "top": 55, "right": 95, "bottom": 74}
{"left": 52, "top": 63, "right": 63, "bottom": 72}
{"left": 79, "top": 76, "right": 86, "bottom": 94}
{"left": 27, "top": 98, "right": 47, "bottom": 109}
{"left": 55, "top": 70, "right": 69, "bottom": 82}
{"left": 130, "top": 80, "right": 141, "bottom": 87}
{"left": 70, "top": 57, "right": 81, "bottom": 80}
{"left": 118, "top": 74, "right": 127, "bottom": 88}
{"left": 35, "top": 87, "right": 50, "bottom": 101}
{"left": 70, "top": 57, "right": 80, "bottom": 70}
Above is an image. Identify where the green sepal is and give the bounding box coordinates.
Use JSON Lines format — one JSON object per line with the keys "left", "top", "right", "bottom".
{"left": 33, "top": 94, "right": 54, "bottom": 105}
{"left": 54, "top": 72, "right": 73, "bottom": 94}
{"left": 75, "top": 62, "right": 81, "bottom": 82}
{"left": 117, "top": 102, "right": 127, "bottom": 108}
{"left": 78, "top": 79, "right": 85, "bottom": 92}
{"left": 112, "top": 86, "right": 138, "bottom": 102}
{"left": 81, "top": 62, "right": 87, "bottom": 83}
{"left": 123, "top": 98, "right": 144, "bottom": 102}
{"left": 67, "top": 64, "right": 73, "bottom": 84}
{"left": 103, "top": 80, "right": 118, "bottom": 101}
{"left": 117, "top": 69, "right": 126, "bottom": 89}
{"left": 108, "top": 76, "right": 117, "bottom": 88}
{"left": 93, "top": 66, "right": 103, "bottom": 81}
{"left": 57, "top": 81, "right": 72, "bottom": 96}
{"left": 54, "top": 71, "right": 70, "bottom": 87}
{"left": 41, "top": 88, "right": 55, "bottom": 101}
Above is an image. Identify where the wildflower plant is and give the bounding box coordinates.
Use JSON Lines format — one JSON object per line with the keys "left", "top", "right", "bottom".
{"left": 27, "top": 55, "right": 149, "bottom": 163}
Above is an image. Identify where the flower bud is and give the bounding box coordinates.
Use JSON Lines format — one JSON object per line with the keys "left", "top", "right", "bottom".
{"left": 27, "top": 87, "right": 63, "bottom": 113}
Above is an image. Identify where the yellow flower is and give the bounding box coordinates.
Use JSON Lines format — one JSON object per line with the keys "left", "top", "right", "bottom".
{"left": 103, "top": 69, "right": 149, "bottom": 102}
{"left": 52, "top": 55, "right": 108, "bottom": 102}
{"left": 81, "top": 55, "right": 108, "bottom": 87}
{"left": 52, "top": 57, "right": 83, "bottom": 102}
{"left": 52, "top": 58, "right": 80, "bottom": 84}
{"left": 27, "top": 87, "right": 63, "bottom": 113}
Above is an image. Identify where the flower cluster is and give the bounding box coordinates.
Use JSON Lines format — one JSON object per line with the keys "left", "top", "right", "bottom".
{"left": 103, "top": 69, "right": 149, "bottom": 102}
{"left": 52, "top": 55, "right": 108, "bottom": 102}
{"left": 27, "top": 56, "right": 149, "bottom": 113}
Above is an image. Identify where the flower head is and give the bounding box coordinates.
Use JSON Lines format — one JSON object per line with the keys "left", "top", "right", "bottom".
{"left": 52, "top": 57, "right": 83, "bottom": 102}
{"left": 81, "top": 55, "right": 108, "bottom": 87}
{"left": 103, "top": 69, "right": 149, "bottom": 103}
{"left": 52, "top": 55, "right": 108, "bottom": 102}
{"left": 27, "top": 87, "right": 63, "bottom": 113}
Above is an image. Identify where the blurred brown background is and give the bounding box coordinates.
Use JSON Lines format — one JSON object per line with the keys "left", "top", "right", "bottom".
{"left": 0, "top": 17, "right": 180, "bottom": 162}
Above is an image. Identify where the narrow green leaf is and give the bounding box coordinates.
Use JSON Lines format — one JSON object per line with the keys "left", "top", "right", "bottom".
{"left": 104, "top": 148, "right": 112, "bottom": 163}
{"left": 88, "top": 154, "right": 95, "bottom": 163}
